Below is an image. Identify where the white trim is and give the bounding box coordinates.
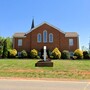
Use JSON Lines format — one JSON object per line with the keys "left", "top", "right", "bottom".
{"left": 49, "top": 33, "right": 53, "bottom": 43}
{"left": 37, "top": 33, "right": 41, "bottom": 43}
{"left": 26, "top": 22, "right": 65, "bottom": 35}
{"left": 43, "top": 30, "right": 47, "bottom": 43}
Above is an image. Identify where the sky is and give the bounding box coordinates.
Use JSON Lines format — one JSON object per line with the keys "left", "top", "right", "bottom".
{"left": 0, "top": 0, "right": 90, "bottom": 49}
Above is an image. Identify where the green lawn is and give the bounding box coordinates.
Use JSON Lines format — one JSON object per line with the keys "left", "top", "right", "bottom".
{"left": 0, "top": 59, "right": 90, "bottom": 80}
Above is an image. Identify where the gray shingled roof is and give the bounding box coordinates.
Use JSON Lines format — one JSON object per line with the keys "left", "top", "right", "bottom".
{"left": 65, "top": 32, "right": 78, "bottom": 37}
{"left": 13, "top": 33, "right": 26, "bottom": 38}
{"left": 13, "top": 32, "right": 78, "bottom": 38}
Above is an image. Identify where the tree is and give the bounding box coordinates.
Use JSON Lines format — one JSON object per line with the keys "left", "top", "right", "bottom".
{"left": 2, "top": 39, "right": 8, "bottom": 58}
{"left": 0, "top": 37, "right": 4, "bottom": 57}
{"left": 6, "top": 37, "right": 13, "bottom": 50}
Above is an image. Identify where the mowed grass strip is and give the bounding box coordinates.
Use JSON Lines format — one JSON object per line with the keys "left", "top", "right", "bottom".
{"left": 0, "top": 59, "right": 90, "bottom": 79}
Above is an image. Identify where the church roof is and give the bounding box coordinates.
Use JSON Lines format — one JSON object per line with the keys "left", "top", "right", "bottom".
{"left": 65, "top": 32, "right": 79, "bottom": 37}
{"left": 26, "top": 22, "right": 65, "bottom": 34}
{"left": 13, "top": 33, "right": 26, "bottom": 38}
{"left": 13, "top": 22, "right": 78, "bottom": 38}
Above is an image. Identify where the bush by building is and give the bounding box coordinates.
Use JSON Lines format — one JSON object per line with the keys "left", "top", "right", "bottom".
{"left": 30, "top": 49, "right": 38, "bottom": 58}
{"left": 36, "top": 56, "right": 40, "bottom": 59}
{"left": 51, "top": 47, "right": 61, "bottom": 59}
{"left": 21, "top": 50, "right": 27, "bottom": 58}
{"left": 83, "top": 51, "right": 90, "bottom": 59}
{"left": 61, "top": 50, "right": 70, "bottom": 59}
{"left": 50, "top": 55, "right": 54, "bottom": 59}
{"left": 74, "top": 49, "right": 83, "bottom": 59}
{"left": 8, "top": 49, "right": 17, "bottom": 58}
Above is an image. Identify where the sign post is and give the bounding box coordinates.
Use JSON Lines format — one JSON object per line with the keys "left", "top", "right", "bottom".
{"left": 35, "top": 46, "right": 53, "bottom": 67}
{"left": 44, "top": 46, "right": 46, "bottom": 61}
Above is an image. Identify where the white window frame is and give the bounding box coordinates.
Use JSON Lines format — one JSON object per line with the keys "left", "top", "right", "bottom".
{"left": 37, "top": 33, "right": 41, "bottom": 43}
{"left": 49, "top": 33, "right": 53, "bottom": 43}
{"left": 43, "top": 30, "right": 47, "bottom": 43}
{"left": 69, "top": 39, "right": 73, "bottom": 46}
{"left": 18, "top": 39, "right": 22, "bottom": 46}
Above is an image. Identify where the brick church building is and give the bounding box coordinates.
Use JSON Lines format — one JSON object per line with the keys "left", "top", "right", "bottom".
{"left": 13, "top": 20, "right": 79, "bottom": 55}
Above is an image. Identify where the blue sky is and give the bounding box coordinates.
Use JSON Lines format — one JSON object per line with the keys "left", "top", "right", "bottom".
{"left": 0, "top": 0, "right": 90, "bottom": 49}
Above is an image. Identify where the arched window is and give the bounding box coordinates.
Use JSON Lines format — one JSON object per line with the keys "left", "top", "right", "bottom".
{"left": 37, "top": 33, "right": 41, "bottom": 42}
{"left": 49, "top": 33, "right": 53, "bottom": 42}
{"left": 43, "top": 30, "right": 47, "bottom": 43}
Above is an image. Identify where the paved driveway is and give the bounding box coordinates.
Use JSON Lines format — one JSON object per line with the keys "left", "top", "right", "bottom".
{"left": 0, "top": 79, "right": 90, "bottom": 90}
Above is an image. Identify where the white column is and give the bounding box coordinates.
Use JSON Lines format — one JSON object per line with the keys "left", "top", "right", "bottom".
{"left": 44, "top": 46, "right": 46, "bottom": 61}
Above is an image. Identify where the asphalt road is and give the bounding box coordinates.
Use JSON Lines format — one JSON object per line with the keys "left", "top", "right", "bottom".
{"left": 0, "top": 79, "right": 90, "bottom": 90}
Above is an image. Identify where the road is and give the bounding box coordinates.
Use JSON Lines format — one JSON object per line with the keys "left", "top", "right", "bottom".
{"left": 0, "top": 79, "right": 90, "bottom": 90}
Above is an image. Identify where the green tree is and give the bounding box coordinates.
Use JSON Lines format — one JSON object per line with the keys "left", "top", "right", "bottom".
{"left": 0, "top": 37, "right": 4, "bottom": 57}
{"left": 2, "top": 39, "right": 8, "bottom": 58}
{"left": 6, "top": 37, "right": 13, "bottom": 50}
{"left": 0, "top": 37, "right": 13, "bottom": 58}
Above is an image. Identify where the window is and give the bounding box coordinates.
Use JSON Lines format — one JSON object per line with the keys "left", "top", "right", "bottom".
{"left": 37, "top": 33, "right": 41, "bottom": 42}
{"left": 69, "top": 39, "right": 73, "bottom": 46}
{"left": 43, "top": 30, "right": 47, "bottom": 43}
{"left": 49, "top": 33, "right": 53, "bottom": 42}
{"left": 18, "top": 39, "right": 22, "bottom": 46}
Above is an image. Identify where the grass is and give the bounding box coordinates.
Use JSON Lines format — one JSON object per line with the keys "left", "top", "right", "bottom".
{"left": 0, "top": 59, "right": 90, "bottom": 80}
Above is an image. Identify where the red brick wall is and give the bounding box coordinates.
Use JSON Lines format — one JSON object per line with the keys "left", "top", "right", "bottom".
{"left": 13, "top": 23, "right": 79, "bottom": 52}
{"left": 30, "top": 24, "right": 62, "bottom": 51}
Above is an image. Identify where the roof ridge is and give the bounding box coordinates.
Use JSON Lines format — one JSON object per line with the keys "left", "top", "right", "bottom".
{"left": 26, "top": 22, "right": 65, "bottom": 34}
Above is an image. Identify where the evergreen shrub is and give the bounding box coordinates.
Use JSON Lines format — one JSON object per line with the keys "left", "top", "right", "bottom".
{"left": 61, "top": 50, "right": 70, "bottom": 59}
{"left": 21, "top": 50, "right": 27, "bottom": 58}
{"left": 8, "top": 49, "right": 17, "bottom": 58}
{"left": 74, "top": 49, "right": 83, "bottom": 59}
{"left": 83, "top": 51, "right": 90, "bottom": 59}
{"left": 30, "top": 49, "right": 38, "bottom": 58}
{"left": 52, "top": 47, "right": 61, "bottom": 59}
